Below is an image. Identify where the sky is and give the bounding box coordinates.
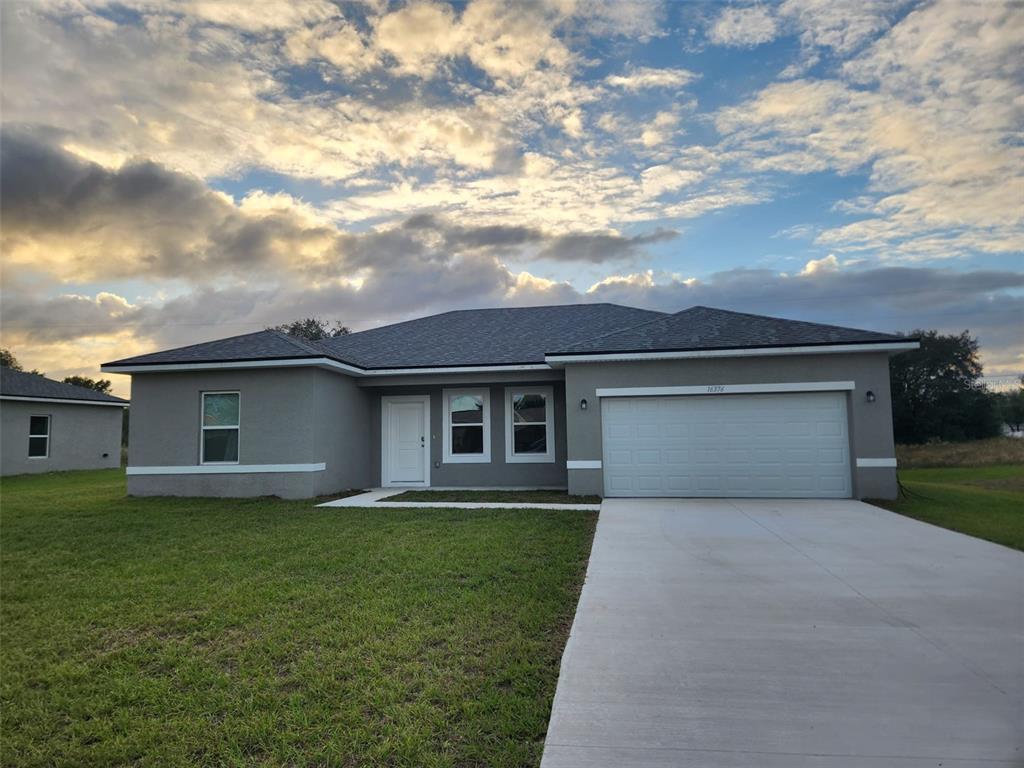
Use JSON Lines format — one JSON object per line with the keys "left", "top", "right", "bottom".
{"left": 1, "top": 0, "right": 1021, "bottom": 398}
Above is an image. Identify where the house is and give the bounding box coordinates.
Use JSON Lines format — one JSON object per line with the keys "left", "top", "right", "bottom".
{"left": 1, "top": 368, "right": 128, "bottom": 476}
{"left": 101, "top": 305, "right": 917, "bottom": 500}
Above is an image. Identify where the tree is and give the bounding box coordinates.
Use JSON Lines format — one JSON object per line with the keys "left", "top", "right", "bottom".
{"left": 62, "top": 375, "right": 113, "bottom": 394}
{"left": 0, "top": 348, "right": 44, "bottom": 376}
{"left": 995, "top": 377, "right": 1024, "bottom": 434}
{"left": 890, "top": 329, "right": 1002, "bottom": 443}
{"left": 0, "top": 348, "right": 20, "bottom": 369}
{"left": 269, "top": 318, "right": 350, "bottom": 341}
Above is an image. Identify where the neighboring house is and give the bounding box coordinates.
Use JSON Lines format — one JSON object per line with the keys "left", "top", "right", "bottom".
{"left": 1, "top": 368, "right": 128, "bottom": 476}
{"left": 102, "top": 305, "right": 918, "bottom": 500}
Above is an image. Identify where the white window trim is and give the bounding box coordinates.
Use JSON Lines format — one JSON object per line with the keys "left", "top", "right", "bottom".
{"left": 28, "top": 414, "right": 50, "bottom": 459}
{"left": 442, "top": 388, "right": 491, "bottom": 464}
{"left": 505, "top": 386, "right": 555, "bottom": 464}
{"left": 200, "top": 390, "right": 240, "bottom": 465}
{"left": 595, "top": 381, "right": 856, "bottom": 398}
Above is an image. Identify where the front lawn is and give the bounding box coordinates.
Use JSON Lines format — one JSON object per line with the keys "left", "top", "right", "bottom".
{"left": 0, "top": 469, "right": 596, "bottom": 767}
{"left": 385, "top": 489, "right": 601, "bottom": 505}
{"left": 871, "top": 464, "right": 1024, "bottom": 551}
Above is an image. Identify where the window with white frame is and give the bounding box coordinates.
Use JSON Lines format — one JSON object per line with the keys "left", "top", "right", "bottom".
{"left": 201, "top": 391, "right": 239, "bottom": 464}
{"left": 443, "top": 389, "right": 490, "bottom": 463}
{"left": 505, "top": 386, "right": 555, "bottom": 463}
{"left": 28, "top": 415, "right": 50, "bottom": 458}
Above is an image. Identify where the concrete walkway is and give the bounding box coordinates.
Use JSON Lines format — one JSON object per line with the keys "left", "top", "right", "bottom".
{"left": 316, "top": 488, "right": 600, "bottom": 511}
{"left": 542, "top": 498, "right": 1024, "bottom": 767}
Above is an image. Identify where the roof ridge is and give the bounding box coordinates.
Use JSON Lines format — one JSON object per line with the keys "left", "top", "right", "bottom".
{"left": 685, "top": 305, "right": 904, "bottom": 339}
{"left": 554, "top": 304, "right": 691, "bottom": 351}
{"left": 331, "top": 302, "right": 663, "bottom": 343}
{"left": 264, "top": 328, "right": 334, "bottom": 356}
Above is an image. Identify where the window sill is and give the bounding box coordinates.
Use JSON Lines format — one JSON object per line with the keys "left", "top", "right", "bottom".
{"left": 443, "top": 454, "right": 491, "bottom": 464}
{"left": 505, "top": 454, "right": 556, "bottom": 464}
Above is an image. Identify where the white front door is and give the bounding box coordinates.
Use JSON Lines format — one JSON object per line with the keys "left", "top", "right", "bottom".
{"left": 383, "top": 397, "right": 429, "bottom": 486}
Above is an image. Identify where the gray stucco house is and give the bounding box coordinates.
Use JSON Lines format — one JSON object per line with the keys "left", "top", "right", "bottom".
{"left": 1, "top": 368, "right": 128, "bottom": 476}
{"left": 102, "top": 305, "right": 917, "bottom": 500}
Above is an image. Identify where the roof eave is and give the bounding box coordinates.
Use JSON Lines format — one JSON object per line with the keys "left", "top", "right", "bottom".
{"left": 101, "top": 357, "right": 555, "bottom": 376}
{"left": 545, "top": 340, "right": 920, "bottom": 365}
{"left": 0, "top": 394, "right": 128, "bottom": 406}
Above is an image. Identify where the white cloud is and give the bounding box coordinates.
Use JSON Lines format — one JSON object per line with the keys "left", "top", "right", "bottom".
{"left": 780, "top": 0, "right": 898, "bottom": 54}
{"left": 799, "top": 254, "right": 839, "bottom": 275}
{"left": 714, "top": 0, "right": 1024, "bottom": 261}
{"left": 708, "top": 6, "right": 778, "bottom": 47}
{"left": 285, "top": 21, "right": 376, "bottom": 74}
{"left": 605, "top": 66, "right": 697, "bottom": 91}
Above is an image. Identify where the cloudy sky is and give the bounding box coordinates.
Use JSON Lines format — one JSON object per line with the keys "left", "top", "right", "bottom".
{"left": 1, "top": 0, "right": 1021, "bottom": 397}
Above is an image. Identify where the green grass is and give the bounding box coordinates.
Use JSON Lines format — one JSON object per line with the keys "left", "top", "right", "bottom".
{"left": 384, "top": 490, "right": 602, "bottom": 505}
{"left": 0, "top": 470, "right": 597, "bottom": 767}
{"left": 871, "top": 464, "right": 1024, "bottom": 551}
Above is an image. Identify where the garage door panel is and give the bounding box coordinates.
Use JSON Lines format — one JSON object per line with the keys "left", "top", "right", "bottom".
{"left": 602, "top": 392, "right": 851, "bottom": 498}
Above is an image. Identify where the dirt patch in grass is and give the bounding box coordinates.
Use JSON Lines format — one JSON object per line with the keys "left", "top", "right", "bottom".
{"left": 896, "top": 437, "right": 1024, "bottom": 468}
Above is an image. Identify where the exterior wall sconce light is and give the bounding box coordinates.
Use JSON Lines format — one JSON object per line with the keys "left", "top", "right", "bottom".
{"left": 580, "top": 398, "right": 589, "bottom": 410}
{"left": 865, "top": 390, "right": 876, "bottom": 403}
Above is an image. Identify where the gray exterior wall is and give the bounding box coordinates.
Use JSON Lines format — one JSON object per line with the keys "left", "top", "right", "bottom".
{"left": 367, "top": 381, "right": 568, "bottom": 488}
{"left": 126, "top": 367, "right": 371, "bottom": 499}
{"left": 1, "top": 400, "right": 123, "bottom": 476}
{"left": 563, "top": 352, "right": 898, "bottom": 499}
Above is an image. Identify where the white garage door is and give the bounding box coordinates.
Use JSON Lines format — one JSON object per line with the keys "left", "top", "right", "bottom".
{"left": 602, "top": 392, "right": 851, "bottom": 498}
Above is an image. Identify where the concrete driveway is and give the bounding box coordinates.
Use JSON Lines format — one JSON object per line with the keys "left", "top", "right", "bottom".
{"left": 542, "top": 499, "right": 1023, "bottom": 767}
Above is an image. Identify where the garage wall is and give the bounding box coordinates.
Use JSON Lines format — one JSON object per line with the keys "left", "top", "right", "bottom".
{"left": 1, "top": 400, "right": 123, "bottom": 476}
{"left": 126, "top": 367, "right": 372, "bottom": 498}
{"left": 564, "top": 352, "right": 898, "bottom": 499}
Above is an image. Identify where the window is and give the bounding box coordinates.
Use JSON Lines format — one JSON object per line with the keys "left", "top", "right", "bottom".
{"left": 505, "top": 387, "right": 555, "bottom": 463}
{"left": 201, "top": 392, "right": 239, "bottom": 464}
{"left": 28, "top": 415, "right": 50, "bottom": 458}
{"left": 442, "top": 389, "right": 490, "bottom": 463}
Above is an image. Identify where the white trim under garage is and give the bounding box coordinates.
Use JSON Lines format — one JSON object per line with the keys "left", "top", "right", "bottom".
{"left": 601, "top": 390, "right": 852, "bottom": 498}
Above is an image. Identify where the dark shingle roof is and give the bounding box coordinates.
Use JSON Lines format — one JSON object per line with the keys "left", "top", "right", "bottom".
{"left": 102, "top": 304, "right": 909, "bottom": 371}
{"left": 1, "top": 367, "right": 128, "bottom": 403}
{"left": 321, "top": 304, "right": 665, "bottom": 368}
{"left": 104, "top": 329, "right": 337, "bottom": 367}
{"left": 549, "top": 306, "right": 908, "bottom": 356}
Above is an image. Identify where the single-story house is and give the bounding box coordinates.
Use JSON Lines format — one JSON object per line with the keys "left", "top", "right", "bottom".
{"left": 102, "top": 305, "right": 917, "bottom": 500}
{"left": 1, "top": 367, "right": 128, "bottom": 476}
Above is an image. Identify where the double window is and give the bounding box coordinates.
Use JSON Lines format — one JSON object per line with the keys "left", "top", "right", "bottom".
{"left": 28, "top": 415, "right": 50, "bottom": 458}
{"left": 441, "top": 386, "right": 555, "bottom": 465}
{"left": 505, "top": 387, "right": 555, "bottom": 463}
{"left": 201, "top": 391, "right": 239, "bottom": 464}
{"left": 442, "top": 389, "right": 491, "bottom": 463}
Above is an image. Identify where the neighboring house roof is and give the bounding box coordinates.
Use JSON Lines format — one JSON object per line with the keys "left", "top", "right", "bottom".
{"left": 102, "top": 303, "right": 912, "bottom": 372}
{"left": 1, "top": 367, "right": 128, "bottom": 404}
{"left": 548, "top": 306, "right": 909, "bottom": 357}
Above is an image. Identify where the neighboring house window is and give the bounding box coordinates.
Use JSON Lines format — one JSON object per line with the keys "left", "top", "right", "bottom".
{"left": 505, "top": 386, "right": 555, "bottom": 463}
{"left": 442, "top": 389, "right": 490, "bottom": 463}
{"left": 201, "top": 391, "right": 239, "bottom": 464}
{"left": 28, "top": 415, "right": 50, "bottom": 458}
